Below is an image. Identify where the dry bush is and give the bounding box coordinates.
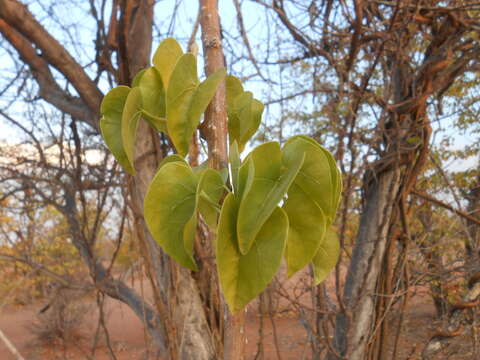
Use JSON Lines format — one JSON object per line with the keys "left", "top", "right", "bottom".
{"left": 27, "top": 286, "right": 91, "bottom": 347}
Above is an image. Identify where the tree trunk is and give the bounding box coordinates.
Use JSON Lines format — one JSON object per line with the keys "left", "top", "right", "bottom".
{"left": 121, "top": 1, "right": 217, "bottom": 359}
{"left": 330, "top": 168, "right": 401, "bottom": 359}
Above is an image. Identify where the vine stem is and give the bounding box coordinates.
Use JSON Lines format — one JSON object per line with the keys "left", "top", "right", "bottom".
{"left": 199, "top": 0, "right": 246, "bottom": 359}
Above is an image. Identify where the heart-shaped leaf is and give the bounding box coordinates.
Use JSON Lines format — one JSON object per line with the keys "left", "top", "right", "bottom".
{"left": 237, "top": 142, "right": 304, "bottom": 254}
{"left": 217, "top": 193, "right": 288, "bottom": 313}
{"left": 100, "top": 86, "right": 134, "bottom": 174}
{"left": 283, "top": 183, "right": 327, "bottom": 277}
{"left": 153, "top": 37, "right": 183, "bottom": 89}
{"left": 166, "top": 54, "right": 226, "bottom": 156}
{"left": 138, "top": 67, "right": 167, "bottom": 133}
{"left": 312, "top": 226, "right": 340, "bottom": 285}
{"left": 226, "top": 76, "right": 264, "bottom": 152}
{"left": 226, "top": 75, "right": 244, "bottom": 111}
{"left": 144, "top": 161, "right": 198, "bottom": 270}
{"left": 288, "top": 135, "right": 342, "bottom": 217}
{"left": 121, "top": 87, "right": 143, "bottom": 174}
{"left": 283, "top": 137, "right": 336, "bottom": 222}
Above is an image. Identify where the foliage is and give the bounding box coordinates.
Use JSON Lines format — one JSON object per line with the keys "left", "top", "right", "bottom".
{"left": 100, "top": 38, "right": 342, "bottom": 312}
{"left": 0, "top": 205, "right": 85, "bottom": 304}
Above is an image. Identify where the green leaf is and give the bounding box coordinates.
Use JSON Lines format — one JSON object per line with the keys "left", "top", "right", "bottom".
{"left": 284, "top": 183, "right": 327, "bottom": 278}
{"left": 121, "top": 87, "right": 143, "bottom": 173}
{"left": 237, "top": 142, "right": 304, "bottom": 254}
{"left": 141, "top": 112, "right": 168, "bottom": 133}
{"left": 166, "top": 53, "right": 198, "bottom": 156}
{"left": 287, "top": 135, "right": 342, "bottom": 216}
{"left": 138, "top": 67, "right": 167, "bottom": 133}
{"left": 237, "top": 156, "right": 255, "bottom": 201}
{"left": 132, "top": 69, "right": 146, "bottom": 87}
{"left": 229, "top": 141, "right": 241, "bottom": 194}
{"left": 197, "top": 169, "right": 226, "bottom": 229}
{"left": 312, "top": 227, "right": 340, "bottom": 285}
{"left": 153, "top": 37, "right": 183, "bottom": 89}
{"left": 228, "top": 92, "right": 253, "bottom": 148}
{"left": 167, "top": 54, "right": 226, "bottom": 156}
{"left": 226, "top": 75, "right": 244, "bottom": 112}
{"left": 283, "top": 137, "right": 335, "bottom": 222}
{"left": 144, "top": 162, "right": 198, "bottom": 270}
{"left": 99, "top": 86, "right": 135, "bottom": 174}
{"left": 158, "top": 154, "right": 187, "bottom": 168}
{"left": 184, "top": 67, "right": 226, "bottom": 152}
{"left": 217, "top": 193, "right": 288, "bottom": 312}
{"left": 242, "top": 99, "right": 263, "bottom": 145}
{"left": 226, "top": 76, "right": 264, "bottom": 152}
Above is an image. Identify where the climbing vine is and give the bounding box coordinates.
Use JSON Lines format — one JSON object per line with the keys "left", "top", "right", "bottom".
{"left": 100, "top": 38, "right": 341, "bottom": 312}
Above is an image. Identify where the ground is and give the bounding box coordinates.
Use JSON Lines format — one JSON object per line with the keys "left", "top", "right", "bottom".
{"left": 0, "top": 274, "right": 477, "bottom": 359}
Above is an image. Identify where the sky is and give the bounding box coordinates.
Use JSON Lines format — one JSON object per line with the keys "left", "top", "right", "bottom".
{"left": 0, "top": 0, "right": 477, "bottom": 172}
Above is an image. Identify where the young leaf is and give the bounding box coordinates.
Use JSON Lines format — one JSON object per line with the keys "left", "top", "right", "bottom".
{"left": 237, "top": 142, "right": 304, "bottom": 254}
{"left": 196, "top": 168, "right": 226, "bottom": 229}
{"left": 121, "top": 87, "right": 143, "bottom": 174}
{"left": 100, "top": 86, "right": 134, "bottom": 174}
{"left": 167, "top": 54, "right": 226, "bottom": 156}
{"left": 217, "top": 193, "right": 288, "bottom": 313}
{"left": 283, "top": 183, "right": 327, "bottom": 278}
{"left": 226, "top": 75, "right": 244, "bottom": 111}
{"left": 226, "top": 75, "right": 264, "bottom": 152}
{"left": 236, "top": 156, "right": 255, "bottom": 201}
{"left": 185, "top": 67, "right": 227, "bottom": 151}
{"left": 138, "top": 67, "right": 167, "bottom": 133}
{"left": 312, "top": 227, "right": 340, "bottom": 285}
{"left": 144, "top": 162, "right": 198, "bottom": 270}
{"left": 228, "top": 91, "right": 253, "bottom": 148}
{"left": 153, "top": 37, "right": 183, "bottom": 88}
{"left": 229, "top": 141, "right": 241, "bottom": 194}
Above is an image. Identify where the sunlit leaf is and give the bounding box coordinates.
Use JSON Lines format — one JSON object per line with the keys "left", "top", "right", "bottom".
{"left": 144, "top": 162, "right": 198, "bottom": 270}
{"left": 217, "top": 193, "right": 288, "bottom": 312}
{"left": 312, "top": 227, "right": 340, "bottom": 285}
{"left": 153, "top": 37, "right": 183, "bottom": 88}
{"left": 284, "top": 183, "right": 327, "bottom": 277}
{"left": 99, "top": 86, "right": 134, "bottom": 174}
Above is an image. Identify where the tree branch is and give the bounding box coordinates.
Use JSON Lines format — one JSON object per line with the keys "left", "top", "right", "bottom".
{"left": 0, "top": 0, "right": 103, "bottom": 118}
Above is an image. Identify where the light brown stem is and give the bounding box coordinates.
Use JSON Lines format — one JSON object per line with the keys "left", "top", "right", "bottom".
{"left": 199, "top": 0, "right": 246, "bottom": 359}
